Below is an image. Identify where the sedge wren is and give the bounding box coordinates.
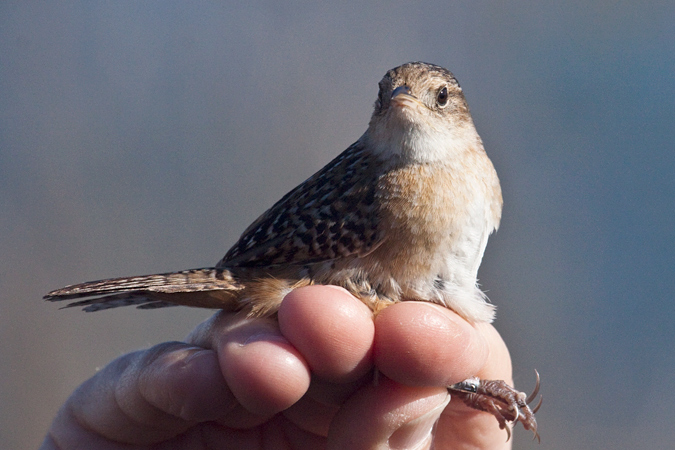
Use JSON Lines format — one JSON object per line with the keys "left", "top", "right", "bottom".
{"left": 45, "top": 62, "right": 540, "bottom": 437}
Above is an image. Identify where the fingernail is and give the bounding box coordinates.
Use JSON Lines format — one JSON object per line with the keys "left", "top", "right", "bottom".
{"left": 389, "top": 393, "right": 450, "bottom": 450}
{"left": 241, "top": 329, "right": 286, "bottom": 346}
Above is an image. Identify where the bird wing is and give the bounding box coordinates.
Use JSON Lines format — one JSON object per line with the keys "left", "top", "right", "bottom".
{"left": 219, "top": 141, "right": 387, "bottom": 268}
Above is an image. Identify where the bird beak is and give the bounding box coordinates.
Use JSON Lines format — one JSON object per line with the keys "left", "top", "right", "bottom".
{"left": 390, "top": 85, "right": 421, "bottom": 109}
{"left": 391, "top": 85, "right": 413, "bottom": 99}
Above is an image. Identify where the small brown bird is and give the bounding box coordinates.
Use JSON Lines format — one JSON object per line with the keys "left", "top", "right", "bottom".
{"left": 45, "top": 62, "right": 540, "bottom": 438}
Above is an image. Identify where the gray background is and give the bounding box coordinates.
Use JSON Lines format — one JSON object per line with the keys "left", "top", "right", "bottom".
{"left": 2, "top": 1, "right": 674, "bottom": 449}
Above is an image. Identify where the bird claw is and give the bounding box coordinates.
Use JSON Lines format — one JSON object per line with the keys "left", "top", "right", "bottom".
{"left": 448, "top": 370, "right": 542, "bottom": 442}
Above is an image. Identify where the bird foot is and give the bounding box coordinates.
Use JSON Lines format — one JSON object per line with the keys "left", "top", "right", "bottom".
{"left": 448, "top": 370, "right": 542, "bottom": 442}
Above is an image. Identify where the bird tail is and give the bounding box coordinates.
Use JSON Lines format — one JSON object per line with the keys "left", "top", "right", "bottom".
{"left": 44, "top": 268, "right": 244, "bottom": 312}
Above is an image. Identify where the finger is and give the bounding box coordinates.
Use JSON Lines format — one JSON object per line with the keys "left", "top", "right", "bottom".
{"left": 374, "top": 302, "right": 489, "bottom": 386}
{"left": 48, "top": 342, "right": 237, "bottom": 447}
{"left": 281, "top": 393, "right": 340, "bottom": 437}
{"left": 189, "top": 311, "right": 312, "bottom": 417}
{"left": 374, "top": 303, "right": 514, "bottom": 447}
{"left": 276, "top": 285, "right": 376, "bottom": 437}
{"left": 472, "top": 322, "right": 513, "bottom": 382}
{"left": 327, "top": 377, "right": 450, "bottom": 450}
{"left": 434, "top": 322, "right": 514, "bottom": 449}
{"left": 278, "top": 285, "right": 375, "bottom": 382}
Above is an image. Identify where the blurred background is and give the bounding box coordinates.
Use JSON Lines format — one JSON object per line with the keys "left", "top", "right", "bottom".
{"left": 2, "top": 1, "right": 674, "bottom": 448}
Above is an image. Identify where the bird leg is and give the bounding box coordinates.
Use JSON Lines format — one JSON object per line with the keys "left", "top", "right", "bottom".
{"left": 448, "top": 370, "right": 541, "bottom": 442}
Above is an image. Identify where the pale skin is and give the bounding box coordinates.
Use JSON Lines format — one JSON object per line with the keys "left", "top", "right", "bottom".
{"left": 41, "top": 285, "right": 513, "bottom": 450}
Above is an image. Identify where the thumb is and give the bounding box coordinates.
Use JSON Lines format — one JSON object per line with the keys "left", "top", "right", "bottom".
{"left": 327, "top": 377, "right": 450, "bottom": 450}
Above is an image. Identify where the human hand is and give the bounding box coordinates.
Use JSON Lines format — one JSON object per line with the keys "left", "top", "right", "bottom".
{"left": 41, "top": 285, "right": 513, "bottom": 449}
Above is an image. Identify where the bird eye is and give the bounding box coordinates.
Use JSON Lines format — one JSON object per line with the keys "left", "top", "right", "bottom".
{"left": 437, "top": 86, "right": 449, "bottom": 107}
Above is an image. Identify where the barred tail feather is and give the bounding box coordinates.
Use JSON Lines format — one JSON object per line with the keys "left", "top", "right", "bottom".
{"left": 44, "top": 268, "right": 244, "bottom": 312}
{"left": 60, "top": 293, "right": 179, "bottom": 312}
